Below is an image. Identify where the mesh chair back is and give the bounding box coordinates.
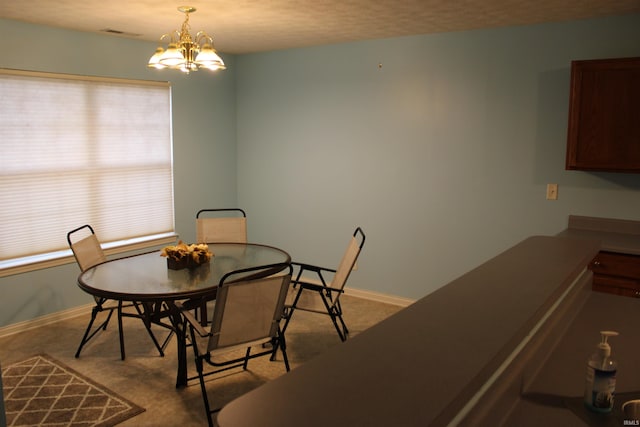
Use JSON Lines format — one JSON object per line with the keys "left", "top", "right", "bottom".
{"left": 331, "top": 228, "right": 365, "bottom": 289}
{"left": 327, "top": 227, "right": 365, "bottom": 307}
{"left": 197, "top": 217, "right": 247, "bottom": 243}
{"left": 196, "top": 209, "right": 247, "bottom": 244}
{"left": 207, "top": 270, "right": 291, "bottom": 354}
{"left": 67, "top": 225, "right": 107, "bottom": 272}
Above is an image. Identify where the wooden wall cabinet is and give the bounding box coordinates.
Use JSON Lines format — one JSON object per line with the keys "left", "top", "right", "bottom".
{"left": 590, "top": 251, "right": 640, "bottom": 298}
{"left": 566, "top": 57, "right": 640, "bottom": 173}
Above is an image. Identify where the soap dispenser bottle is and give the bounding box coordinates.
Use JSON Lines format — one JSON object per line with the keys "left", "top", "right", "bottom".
{"left": 584, "top": 330, "right": 618, "bottom": 413}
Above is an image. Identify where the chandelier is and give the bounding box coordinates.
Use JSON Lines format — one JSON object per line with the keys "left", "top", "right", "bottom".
{"left": 148, "top": 6, "right": 226, "bottom": 73}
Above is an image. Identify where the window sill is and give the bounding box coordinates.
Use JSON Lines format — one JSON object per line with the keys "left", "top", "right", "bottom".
{"left": 0, "top": 233, "right": 178, "bottom": 278}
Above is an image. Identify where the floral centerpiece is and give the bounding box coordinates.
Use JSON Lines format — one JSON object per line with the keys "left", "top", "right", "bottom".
{"left": 161, "top": 241, "right": 213, "bottom": 270}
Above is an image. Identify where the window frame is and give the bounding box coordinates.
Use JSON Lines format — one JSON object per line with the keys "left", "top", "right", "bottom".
{"left": 0, "top": 69, "right": 177, "bottom": 277}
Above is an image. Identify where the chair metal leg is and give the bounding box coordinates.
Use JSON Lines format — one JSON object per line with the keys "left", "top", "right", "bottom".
{"left": 332, "top": 312, "right": 348, "bottom": 342}
{"left": 189, "top": 324, "right": 215, "bottom": 427}
{"left": 328, "top": 312, "right": 347, "bottom": 341}
{"left": 75, "top": 308, "right": 99, "bottom": 358}
{"left": 319, "top": 292, "right": 348, "bottom": 342}
{"left": 75, "top": 303, "right": 115, "bottom": 358}
{"left": 195, "top": 355, "right": 215, "bottom": 427}
{"left": 133, "top": 302, "right": 170, "bottom": 357}
{"left": 270, "top": 286, "right": 304, "bottom": 361}
{"left": 282, "top": 285, "right": 349, "bottom": 342}
{"left": 280, "top": 286, "right": 303, "bottom": 337}
{"left": 102, "top": 308, "right": 114, "bottom": 331}
{"left": 332, "top": 300, "right": 349, "bottom": 341}
{"left": 242, "top": 347, "right": 251, "bottom": 370}
{"left": 77, "top": 299, "right": 173, "bottom": 360}
{"left": 276, "top": 331, "right": 290, "bottom": 371}
{"left": 329, "top": 301, "right": 349, "bottom": 341}
{"left": 281, "top": 306, "right": 294, "bottom": 337}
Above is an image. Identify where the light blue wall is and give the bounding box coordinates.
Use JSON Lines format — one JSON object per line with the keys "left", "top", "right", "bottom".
{"left": 0, "top": 19, "right": 237, "bottom": 326}
{"left": 236, "top": 14, "right": 640, "bottom": 299}
{"left": 1, "top": 14, "right": 640, "bottom": 326}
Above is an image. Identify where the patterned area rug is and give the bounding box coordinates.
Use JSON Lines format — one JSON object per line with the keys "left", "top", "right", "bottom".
{"left": 2, "top": 354, "right": 144, "bottom": 426}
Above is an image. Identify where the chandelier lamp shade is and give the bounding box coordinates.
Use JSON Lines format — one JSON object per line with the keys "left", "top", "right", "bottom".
{"left": 148, "top": 6, "right": 226, "bottom": 73}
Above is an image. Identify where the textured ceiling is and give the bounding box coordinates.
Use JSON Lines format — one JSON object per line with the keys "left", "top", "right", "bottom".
{"left": 1, "top": 0, "right": 639, "bottom": 54}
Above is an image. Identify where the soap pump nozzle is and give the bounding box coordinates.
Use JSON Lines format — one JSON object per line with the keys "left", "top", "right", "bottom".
{"left": 597, "top": 330, "right": 618, "bottom": 368}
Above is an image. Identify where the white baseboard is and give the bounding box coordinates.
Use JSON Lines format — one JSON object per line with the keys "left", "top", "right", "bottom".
{"left": 0, "top": 303, "right": 93, "bottom": 339}
{"left": 344, "top": 287, "right": 415, "bottom": 307}
{"left": 294, "top": 274, "right": 415, "bottom": 307}
{"left": 0, "top": 288, "right": 414, "bottom": 339}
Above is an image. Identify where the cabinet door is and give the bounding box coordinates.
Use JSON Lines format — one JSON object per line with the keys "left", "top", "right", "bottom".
{"left": 566, "top": 57, "right": 640, "bottom": 173}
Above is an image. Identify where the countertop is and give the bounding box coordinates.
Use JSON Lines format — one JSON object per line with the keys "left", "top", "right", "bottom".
{"left": 216, "top": 236, "right": 602, "bottom": 427}
{"left": 502, "top": 290, "right": 640, "bottom": 426}
{"left": 557, "top": 215, "right": 640, "bottom": 255}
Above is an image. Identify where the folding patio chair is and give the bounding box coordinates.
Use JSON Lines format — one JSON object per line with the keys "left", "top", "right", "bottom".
{"left": 179, "top": 262, "right": 292, "bottom": 427}
{"left": 68, "top": 224, "right": 171, "bottom": 360}
{"left": 196, "top": 208, "right": 247, "bottom": 244}
{"left": 282, "top": 227, "right": 365, "bottom": 341}
{"left": 192, "top": 208, "right": 248, "bottom": 324}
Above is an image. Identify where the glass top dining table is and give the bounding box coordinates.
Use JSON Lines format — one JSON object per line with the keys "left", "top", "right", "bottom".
{"left": 78, "top": 243, "right": 291, "bottom": 301}
{"left": 77, "top": 242, "right": 291, "bottom": 388}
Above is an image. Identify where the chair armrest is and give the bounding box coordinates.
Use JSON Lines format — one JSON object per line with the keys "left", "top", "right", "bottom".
{"left": 294, "top": 279, "right": 344, "bottom": 294}
{"left": 176, "top": 301, "right": 210, "bottom": 337}
{"left": 291, "top": 262, "right": 337, "bottom": 288}
{"left": 292, "top": 261, "right": 337, "bottom": 275}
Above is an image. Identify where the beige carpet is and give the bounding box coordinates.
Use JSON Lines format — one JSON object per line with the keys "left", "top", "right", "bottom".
{"left": 0, "top": 294, "right": 404, "bottom": 426}
{"left": 2, "top": 354, "right": 144, "bottom": 427}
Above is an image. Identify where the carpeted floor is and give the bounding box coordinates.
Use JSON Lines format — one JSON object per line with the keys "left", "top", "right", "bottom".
{"left": 1, "top": 293, "right": 404, "bottom": 426}
{"left": 2, "top": 354, "right": 144, "bottom": 426}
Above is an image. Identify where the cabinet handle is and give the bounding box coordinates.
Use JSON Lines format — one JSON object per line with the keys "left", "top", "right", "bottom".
{"left": 593, "top": 261, "right": 601, "bottom": 266}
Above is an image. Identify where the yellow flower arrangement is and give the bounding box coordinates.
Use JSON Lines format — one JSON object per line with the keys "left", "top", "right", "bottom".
{"left": 161, "top": 241, "right": 213, "bottom": 269}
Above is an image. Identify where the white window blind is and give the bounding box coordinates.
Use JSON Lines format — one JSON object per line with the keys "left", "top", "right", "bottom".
{"left": 0, "top": 69, "right": 175, "bottom": 273}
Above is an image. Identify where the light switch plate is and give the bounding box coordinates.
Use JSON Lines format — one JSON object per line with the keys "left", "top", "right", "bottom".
{"left": 546, "top": 184, "right": 558, "bottom": 200}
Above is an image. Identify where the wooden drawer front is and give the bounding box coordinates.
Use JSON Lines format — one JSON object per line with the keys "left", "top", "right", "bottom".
{"left": 590, "top": 251, "right": 640, "bottom": 279}
{"left": 593, "top": 275, "right": 640, "bottom": 298}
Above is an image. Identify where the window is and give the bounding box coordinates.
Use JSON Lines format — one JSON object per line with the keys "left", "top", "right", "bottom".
{"left": 0, "top": 69, "right": 175, "bottom": 276}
